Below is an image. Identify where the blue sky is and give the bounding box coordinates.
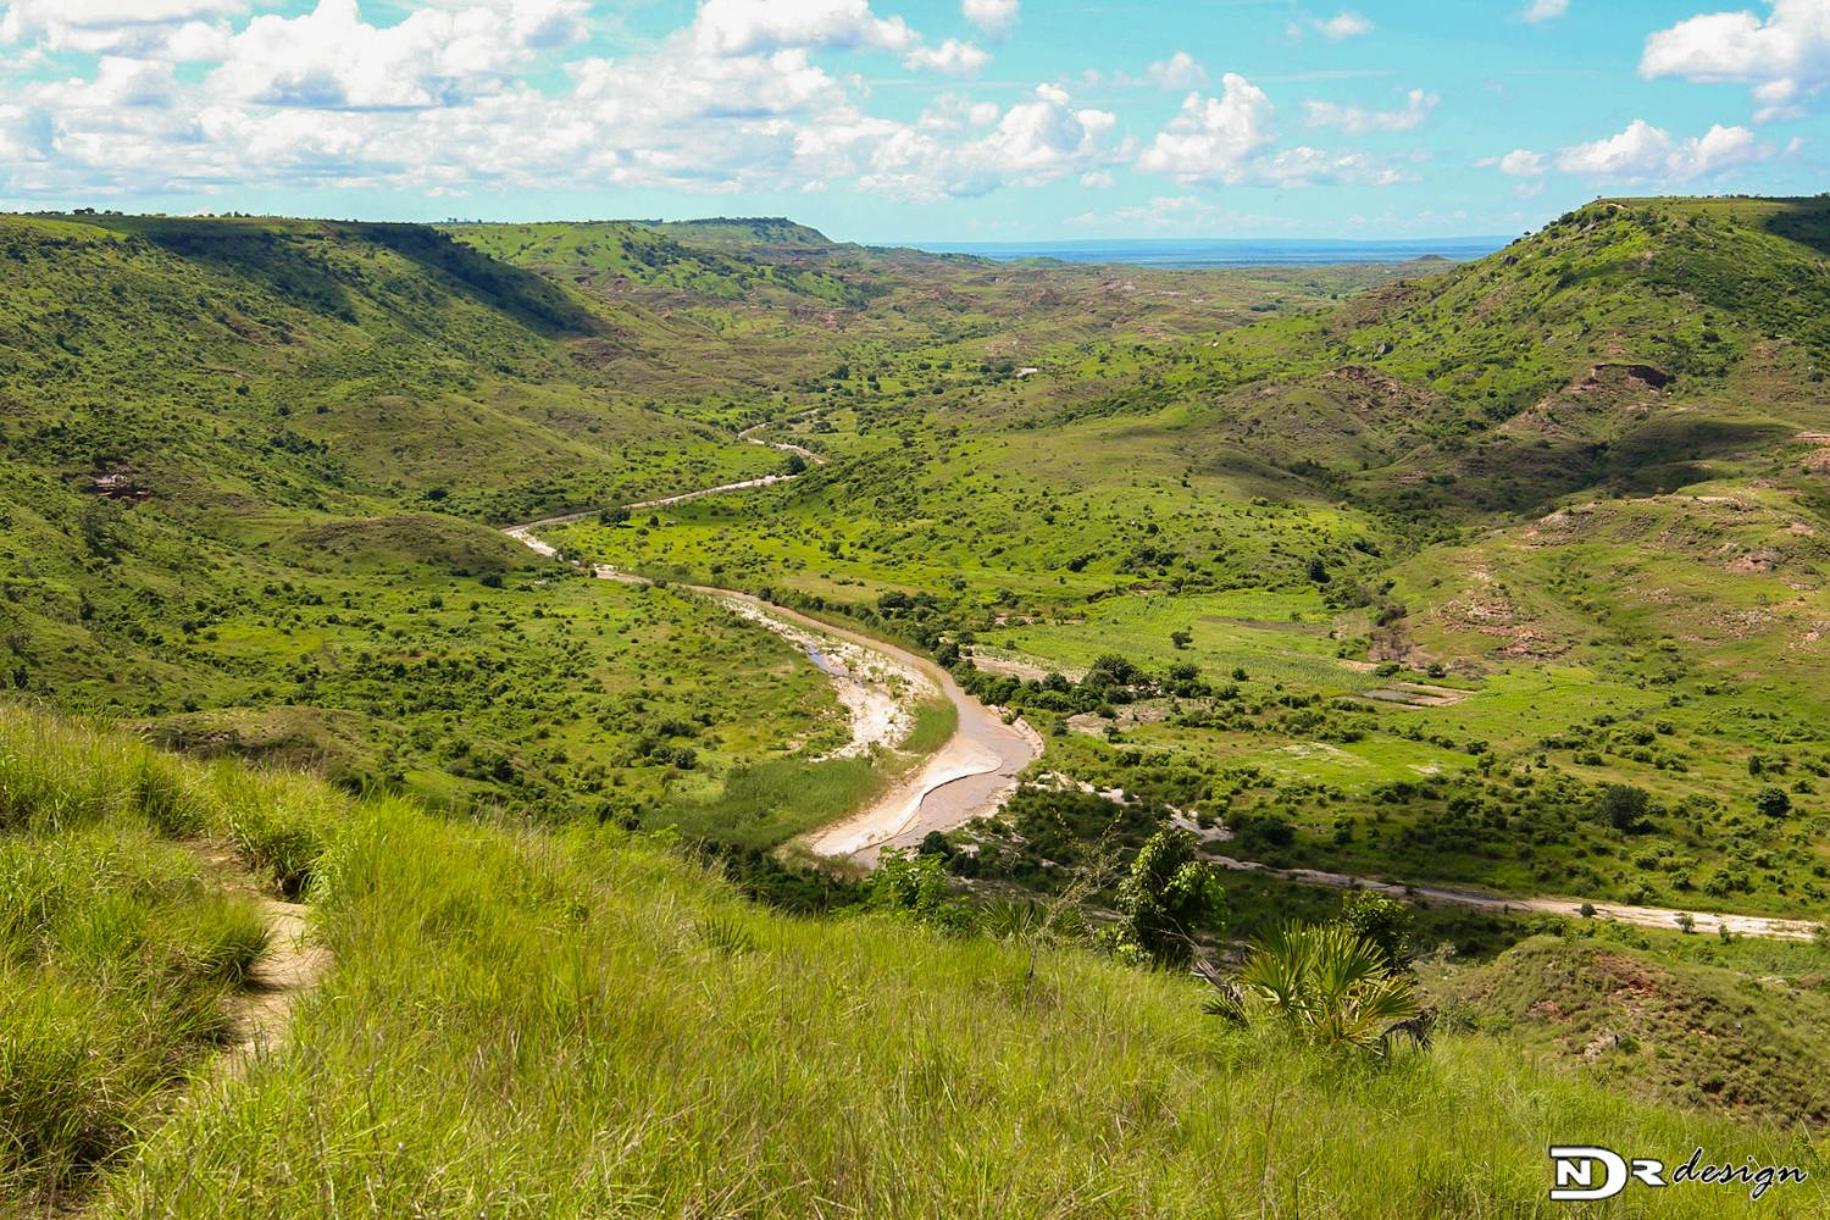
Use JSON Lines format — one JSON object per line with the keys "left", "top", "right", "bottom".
{"left": 0, "top": 0, "right": 1823, "bottom": 241}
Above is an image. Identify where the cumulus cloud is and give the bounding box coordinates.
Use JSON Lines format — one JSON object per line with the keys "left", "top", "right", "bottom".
{"left": 1302, "top": 88, "right": 1437, "bottom": 134}
{"left": 0, "top": 0, "right": 921, "bottom": 198}
{"left": 903, "top": 38, "right": 990, "bottom": 76}
{"left": 962, "top": 0, "right": 1019, "bottom": 37}
{"left": 0, "top": 0, "right": 246, "bottom": 56}
{"left": 1138, "top": 73, "right": 1408, "bottom": 187}
{"left": 1554, "top": 118, "right": 1772, "bottom": 178}
{"left": 858, "top": 84, "right": 1118, "bottom": 199}
{"left": 1641, "top": 0, "right": 1830, "bottom": 120}
{"left": 208, "top": 0, "right": 565, "bottom": 110}
{"left": 692, "top": 0, "right": 913, "bottom": 55}
{"left": 1138, "top": 75, "right": 1277, "bottom": 183}
{"left": 1290, "top": 11, "right": 1373, "bottom": 40}
{"left": 0, "top": 0, "right": 1406, "bottom": 206}
{"left": 1146, "top": 51, "right": 1206, "bottom": 91}
{"left": 1492, "top": 148, "right": 1548, "bottom": 176}
{"left": 1521, "top": 0, "right": 1569, "bottom": 22}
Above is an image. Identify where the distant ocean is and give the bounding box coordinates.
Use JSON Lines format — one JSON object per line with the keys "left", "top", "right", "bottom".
{"left": 903, "top": 236, "right": 1510, "bottom": 268}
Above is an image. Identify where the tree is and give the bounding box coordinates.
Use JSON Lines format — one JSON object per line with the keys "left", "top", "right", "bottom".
{"left": 79, "top": 500, "right": 122, "bottom": 560}
{"left": 1110, "top": 828, "right": 1226, "bottom": 967}
{"left": 1084, "top": 653, "right": 1142, "bottom": 688}
{"left": 1226, "top": 923, "right": 1424, "bottom": 1056}
{"left": 1169, "top": 628, "right": 1193, "bottom": 650}
{"left": 1594, "top": 783, "right": 1650, "bottom": 832}
{"left": 783, "top": 453, "right": 808, "bottom": 476}
{"left": 1754, "top": 785, "right": 1792, "bottom": 819}
{"left": 1336, "top": 890, "right": 1414, "bottom": 970}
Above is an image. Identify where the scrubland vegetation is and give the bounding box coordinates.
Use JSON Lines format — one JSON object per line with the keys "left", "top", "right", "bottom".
{"left": 5, "top": 196, "right": 1830, "bottom": 1213}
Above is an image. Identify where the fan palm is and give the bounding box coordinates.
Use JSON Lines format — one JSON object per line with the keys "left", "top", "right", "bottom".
{"left": 1234, "top": 922, "right": 1424, "bottom": 1056}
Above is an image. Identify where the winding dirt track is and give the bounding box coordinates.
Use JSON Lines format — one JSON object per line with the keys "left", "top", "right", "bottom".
{"left": 191, "top": 845, "right": 331, "bottom": 1076}
{"left": 1211, "top": 856, "right": 1823, "bottom": 941}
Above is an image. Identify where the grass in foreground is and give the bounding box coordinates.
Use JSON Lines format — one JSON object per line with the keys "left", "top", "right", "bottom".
{"left": 0, "top": 815, "right": 270, "bottom": 1204}
{"left": 1, "top": 706, "right": 1824, "bottom": 1216}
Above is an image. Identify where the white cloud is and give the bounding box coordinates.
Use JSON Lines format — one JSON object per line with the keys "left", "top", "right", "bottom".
{"left": 1302, "top": 87, "right": 1436, "bottom": 134}
{"left": 1521, "top": 0, "right": 1569, "bottom": 23}
{"left": 1641, "top": 0, "right": 1830, "bottom": 121}
{"left": 784, "top": 82, "right": 1120, "bottom": 201}
{"left": 1494, "top": 148, "right": 1548, "bottom": 176}
{"left": 1146, "top": 51, "right": 1206, "bottom": 91}
{"left": 1554, "top": 118, "right": 1771, "bottom": 178}
{"left": 0, "top": 0, "right": 1414, "bottom": 206}
{"left": 917, "top": 93, "right": 1000, "bottom": 131}
{"left": 208, "top": 0, "right": 563, "bottom": 110}
{"left": 962, "top": 0, "right": 1019, "bottom": 37}
{"left": 1137, "top": 73, "right": 1411, "bottom": 188}
{"left": 1258, "top": 146, "right": 1414, "bottom": 187}
{"left": 1137, "top": 75, "right": 1277, "bottom": 184}
{"left": 977, "top": 83, "right": 1118, "bottom": 180}
{"left": 1318, "top": 11, "right": 1374, "bottom": 38}
{"left": 1290, "top": 11, "right": 1373, "bottom": 40}
{"left": 0, "top": 0, "right": 246, "bottom": 55}
{"left": 692, "top": 0, "right": 914, "bottom": 55}
{"left": 903, "top": 38, "right": 990, "bottom": 76}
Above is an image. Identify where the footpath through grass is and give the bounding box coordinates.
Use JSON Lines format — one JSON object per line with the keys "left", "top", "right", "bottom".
{"left": 0, "top": 711, "right": 343, "bottom": 1207}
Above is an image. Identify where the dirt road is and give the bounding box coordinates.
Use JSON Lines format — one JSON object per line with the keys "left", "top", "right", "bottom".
{"left": 1210, "top": 855, "right": 1823, "bottom": 941}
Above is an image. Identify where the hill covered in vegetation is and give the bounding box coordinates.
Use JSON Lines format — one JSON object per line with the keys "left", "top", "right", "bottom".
{"left": 5, "top": 196, "right": 1830, "bottom": 1215}
{"left": 6, "top": 707, "right": 1826, "bottom": 1216}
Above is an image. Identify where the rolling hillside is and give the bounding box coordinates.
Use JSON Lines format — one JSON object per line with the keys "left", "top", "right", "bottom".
{"left": 6, "top": 197, "right": 1830, "bottom": 1215}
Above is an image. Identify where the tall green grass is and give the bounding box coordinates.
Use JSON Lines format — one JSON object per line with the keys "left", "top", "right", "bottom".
{"left": 0, "top": 711, "right": 346, "bottom": 894}
{"left": 5, "top": 705, "right": 1825, "bottom": 1216}
{"left": 659, "top": 755, "right": 881, "bottom": 848}
{"left": 111, "top": 801, "right": 1826, "bottom": 1218}
{"left": 0, "top": 824, "right": 268, "bottom": 1204}
{"left": 0, "top": 707, "right": 353, "bottom": 1207}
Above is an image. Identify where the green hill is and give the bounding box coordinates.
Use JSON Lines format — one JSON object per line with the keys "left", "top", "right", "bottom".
{"left": 4, "top": 707, "right": 1825, "bottom": 1216}
{"left": 1175, "top": 196, "right": 1830, "bottom": 512}
{"left": 6, "top": 197, "right": 1830, "bottom": 1215}
{"left": 533, "top": 196, "right": 1830, "bottom": 923}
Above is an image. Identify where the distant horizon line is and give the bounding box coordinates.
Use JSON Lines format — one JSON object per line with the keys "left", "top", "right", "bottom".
{"left": 900, "top": 233, "right": 1513, "bottom": 247}
{"left": 4, "top": 207, "right": 1519, "bottom": 252}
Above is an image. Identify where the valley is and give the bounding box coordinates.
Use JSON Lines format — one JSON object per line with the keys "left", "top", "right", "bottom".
{"left": 5, "top": 196, "right": 1830, "bottom": 1215}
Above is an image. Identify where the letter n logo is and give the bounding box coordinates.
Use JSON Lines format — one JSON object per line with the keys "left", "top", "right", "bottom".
{"left": 1549, "top": 1146, "right": 1628, "bottom": 1201}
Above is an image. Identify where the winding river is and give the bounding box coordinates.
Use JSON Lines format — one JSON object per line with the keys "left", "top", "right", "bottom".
{"left": 504, "top": 432, "right": 1041, "bottom": 866}
{"left": 504, "top": 431, "right": 1823, "bottom": 937}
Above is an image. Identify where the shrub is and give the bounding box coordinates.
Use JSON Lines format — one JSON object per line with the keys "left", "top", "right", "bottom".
{"left": 1108, "top": 829, "right": 1226, "bottom": 967}
{"left": 1754, "top": 785, "right": 1792, "bottom": 819}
